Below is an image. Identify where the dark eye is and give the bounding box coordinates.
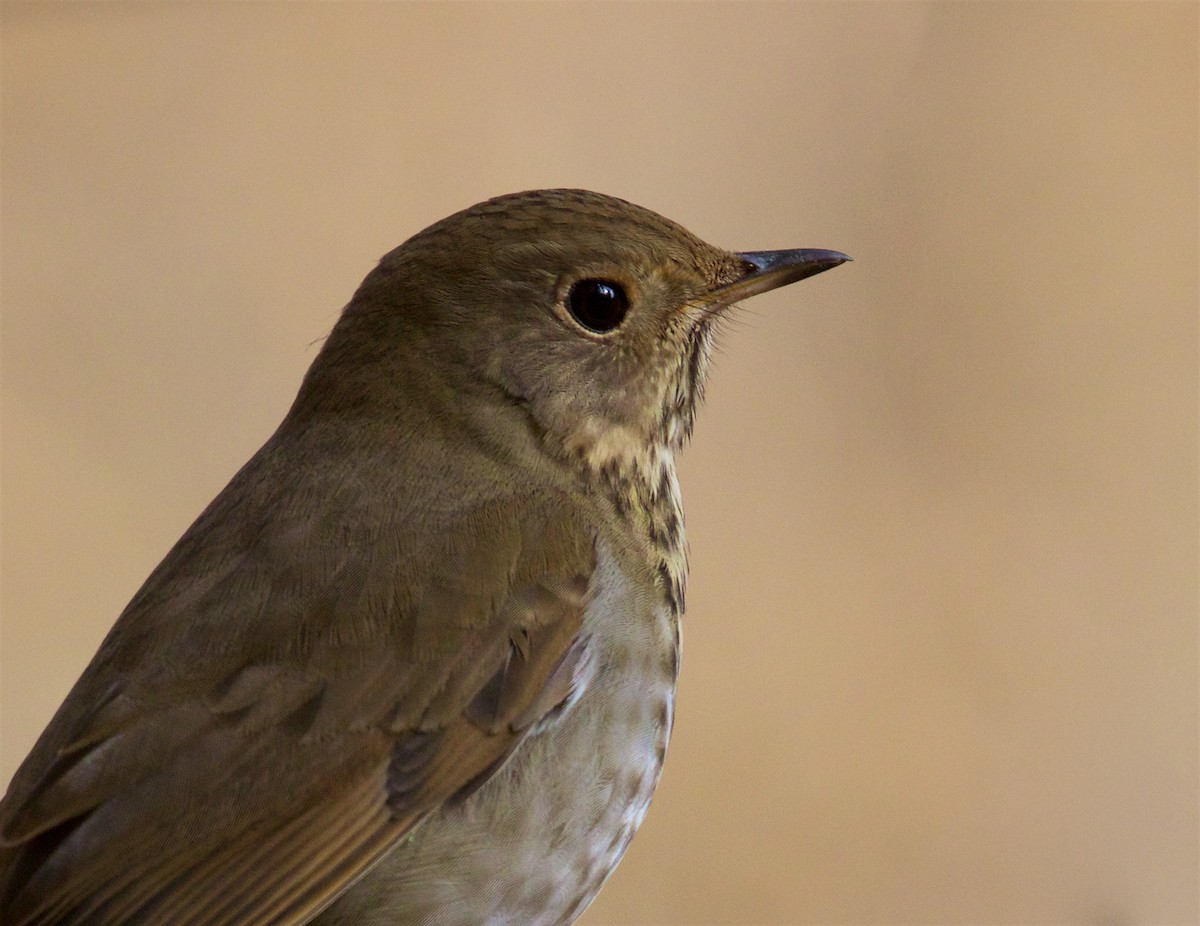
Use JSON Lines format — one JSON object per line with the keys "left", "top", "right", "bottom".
{"left": 566, "top": 279, "right": 629, "bottom": 334}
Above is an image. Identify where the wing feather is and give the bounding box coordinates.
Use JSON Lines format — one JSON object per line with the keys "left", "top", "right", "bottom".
{"left": 0, "top": 482, "right": 596, "bottom": 925}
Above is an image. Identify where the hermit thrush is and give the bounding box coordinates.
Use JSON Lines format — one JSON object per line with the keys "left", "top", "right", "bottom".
{"left": 0, "top": 189, "right": 848, "bottom": 925}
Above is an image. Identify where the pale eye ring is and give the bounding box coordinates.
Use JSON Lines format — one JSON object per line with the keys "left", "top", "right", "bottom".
{"left": 566, "top": 279, "right": 629, "bottom": 334}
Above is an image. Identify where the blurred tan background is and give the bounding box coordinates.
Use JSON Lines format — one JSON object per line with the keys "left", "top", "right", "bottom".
{"left": 2, "top": 3, "right": 1195, "bottom": 923}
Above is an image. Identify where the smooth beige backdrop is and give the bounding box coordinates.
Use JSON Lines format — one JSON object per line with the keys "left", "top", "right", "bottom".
{"left": 2, "top": 3, "right": 1196, "bottom": 924}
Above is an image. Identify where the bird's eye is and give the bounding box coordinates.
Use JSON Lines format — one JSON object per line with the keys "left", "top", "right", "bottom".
{"left": 566, "top": 279, "right": 629, "bottom": 334}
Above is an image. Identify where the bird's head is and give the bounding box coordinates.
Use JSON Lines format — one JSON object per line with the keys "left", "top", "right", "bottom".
{"left": 299, "top": 189, "right": 848, "bottom": 478}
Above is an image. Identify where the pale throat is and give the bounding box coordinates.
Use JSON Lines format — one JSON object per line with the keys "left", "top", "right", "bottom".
{"left": 554, "top": 331, "right": 713, "bottom": 616}
{"left": 563, "top": 422, "right": 689, "bottom": 618}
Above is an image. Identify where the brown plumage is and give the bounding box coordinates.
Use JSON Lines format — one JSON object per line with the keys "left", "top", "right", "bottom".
{"left": 0, "top": 190, "right": 848, "bottom": 925}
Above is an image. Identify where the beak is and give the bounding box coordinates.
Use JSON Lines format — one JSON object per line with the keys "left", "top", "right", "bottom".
{"left": 704, "top": 248, "right": 852, "bottom": 306}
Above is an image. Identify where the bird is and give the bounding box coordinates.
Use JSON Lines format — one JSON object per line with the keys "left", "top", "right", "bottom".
{"left": 0, "top": 189, "right": 849, "bottom": 925}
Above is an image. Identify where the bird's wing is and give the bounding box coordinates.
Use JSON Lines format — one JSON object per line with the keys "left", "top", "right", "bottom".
{"left": 0, "top": 485, "right": 597, "bottom": 926}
